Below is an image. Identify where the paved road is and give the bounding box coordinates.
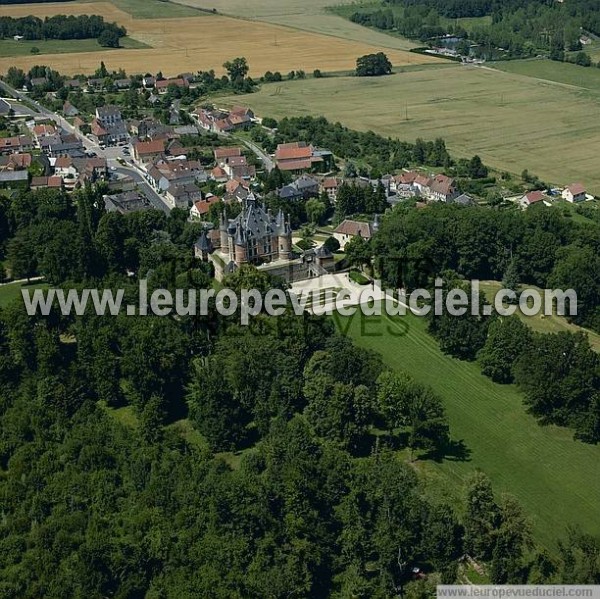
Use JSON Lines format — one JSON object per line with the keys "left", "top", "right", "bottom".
{"left": 0, "top": 79, "right": 172, "bottom": 212}
{"left": 191, "top": 114, "right": 275, "bottom": 172}
{"left": 113, "top": 166, "right": 171, "bottom": 213}
{"left": 242, "top": 138, "right": 274, "bottom": 172}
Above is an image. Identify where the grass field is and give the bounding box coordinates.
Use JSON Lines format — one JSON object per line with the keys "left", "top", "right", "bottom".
{"left": 0, "top": 37, "right": 148, "bottom": 58}
{"left": 0, "top": 280, "right": 48, "bottom": 308}
{"left": 493, "top": 58, "right": 600, "bottom": 92}
{"left": 221, "top": 63, "right": 600, "bottom": 193}
{"left": 337, "top": 309, "right": 600, "bottom": 548}
{"left": 0, "top": 1, "right": 436, "bottom": 77}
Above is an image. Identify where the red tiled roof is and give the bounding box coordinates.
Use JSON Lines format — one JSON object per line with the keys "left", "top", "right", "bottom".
{"left": 334, "top": 219, "right": 372, "bottom": 239}
{"left": 566, "top": 183, "right": 585, "bottom": 195}
{"left": 135, "top": 139, "right": 165, "bottom": 156}
{"left": 524, "top": 190, "right": 545, "bottom": 204}
{"left": 156, "top": 78, "right": 187, "bottom": 89}
{"left": 276, "top": 143, "right": 312, "bottom": 161}
{"left": 397, "top": 171, "right": 419, "bottom": 184}
{"left": 322, "top": 177, "right": 340, "bottom": 188}
{"left": 211, "top": 166, "right": 227, "bottom": 178}
{"left": 214, "top": 147, "right": 242, "bottom": 160}
{"left": 54, "top": 156, "right": 73, "bottom": 168}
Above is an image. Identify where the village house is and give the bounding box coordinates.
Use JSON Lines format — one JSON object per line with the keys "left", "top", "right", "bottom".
{"left": 190, "top": 194, "right": 219, "bottom": 221}
{"left": 147, "top": 158, "right": 206, "bottom": 192}
{"left": 222, "top": 155, "right": 255, "bottom": 180}
{"left": 165, "top": 182, "right": 202, "bottom": 209}
{"left": 562, "top": 183, "right": 586, "bottom": 203}
{"left": 0, "top": 135, "right": 33, "bottom": 155}
{"left": 333, "top": 219, "right": 373, "bottom": 248}
{"left": 214, "top": 146, "right": 243, "bottom": 165}
{"left": 133, "top": 139, "right": 166, "bottom": 162}
{"left": 320, "top": 177, "right": 342, "bottom": 202}
{"left": 0, "top": 170, "right": 29, "bottom": 189}
{"left": 195, "top": 106, "right": 254, "bottom": 133}
{"left": 0, "top": 153, "right": 32, "bottom": 171}
{"left": 278, "top": 174, "right": 319, "bottom": 201}
{"left": 211, "top": 166, "right": 229, "bottom": 183}
{"left": 428, "top": 174, "right": 459, "bottom": 202}
{"left": 520, "top": 190, "right": 547, "bottom": 208}
{"left": 30, "top": 175, "right": 62, "bottom": 190}
{"left": 53, "top": 156, "right": 79, "bottom": 189}
{"left": 95, "top": 105, "right": 127, "bottom": 144}
{"left": 104, "top": 191, "right": 152, "bottom": 214}
{"left": 223, "top": 179, "right": 251, "bottom": 203}
{"left": 44, "top": 134, "right": 84, "bottom": 158}
{"left": 62, "top": 101, "right": 79, "bottom": 118}
{"left": 155, "top": 78, "right": 189, "bottom": 94}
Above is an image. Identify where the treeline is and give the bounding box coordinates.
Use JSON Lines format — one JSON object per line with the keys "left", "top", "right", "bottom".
{"left": 350, "top": 0, "right": 600, "bottom": 60}
{"left": 371, "top": 203, "right": 600, "bottom": 442}
{"left": 0, "top": 14, "right": 126, "bottom": 43}
{"left": 256, "top": 115, "right": 454, "bottom": 174}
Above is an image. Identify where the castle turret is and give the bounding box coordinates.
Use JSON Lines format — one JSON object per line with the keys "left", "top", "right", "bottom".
{"left": 194, "top": 229, "right": 213, "bottom": 261}
{"left": 277, "top": 211, "right": 292, "bottom": 260}
{"left": 234, "top": 224, "right": 247, "bottom": 264}
{"left": 219, "top": 209, "right": 228, "bottom": 250}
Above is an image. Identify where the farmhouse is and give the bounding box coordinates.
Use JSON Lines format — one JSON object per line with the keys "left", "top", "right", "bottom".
{"left": 562, "top": 183, "right": 586, "bottom": 203}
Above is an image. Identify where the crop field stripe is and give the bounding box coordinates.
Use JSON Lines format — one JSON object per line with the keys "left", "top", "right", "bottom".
{"left": 0, "top": 1, "right": 438, "bottom": 77}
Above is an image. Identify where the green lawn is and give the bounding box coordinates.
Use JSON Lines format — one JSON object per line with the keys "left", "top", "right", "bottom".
{"left": 0, "top": 280, "right": 48, "bottom": 308}
{"left": 0, "top": 37, "right": 149, "bottom": 58}
{"left": 221, "top": 64, "right": 600, "bottom": 193}
{"left": 336, "top": 309, "right": 600, "bottom": 548}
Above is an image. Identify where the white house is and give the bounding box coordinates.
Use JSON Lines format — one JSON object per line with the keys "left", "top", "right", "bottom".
{"left": 561, "top": 183, "right": 586, "bottom": 203}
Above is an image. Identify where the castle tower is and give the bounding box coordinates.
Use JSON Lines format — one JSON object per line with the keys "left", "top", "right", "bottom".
{"left": 219, "top": 209, "right": 228, "bottom": 250}
{"left": 276, "top": 209, "right": 292, "bottom": 260}
{"left": 234, "top": 224, "right": 247, "bottom": 264}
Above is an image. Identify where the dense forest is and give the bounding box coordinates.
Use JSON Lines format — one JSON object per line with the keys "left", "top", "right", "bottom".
{"left": 348, "top": 0, "right": 600, "bottom": 60}
{"left": 0, "top": 15, "right": 126, "bottom": 46}
{"left": 1, "top": 185, "right": 600, "bottom": 596}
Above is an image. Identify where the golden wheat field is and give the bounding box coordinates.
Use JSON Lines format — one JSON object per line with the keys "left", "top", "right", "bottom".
{"left": 0, "top": 1, "right": 439, "bottom": 76}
